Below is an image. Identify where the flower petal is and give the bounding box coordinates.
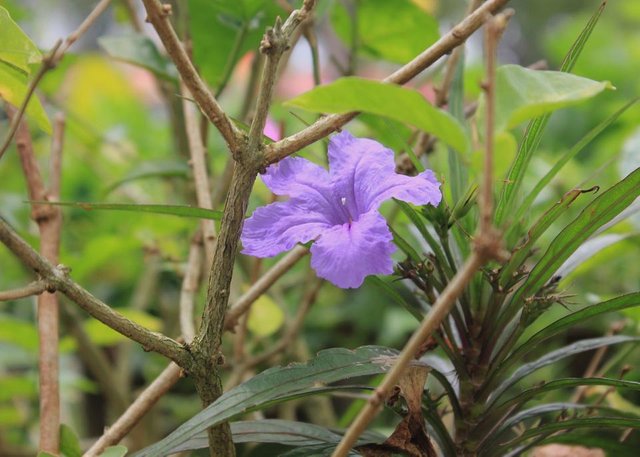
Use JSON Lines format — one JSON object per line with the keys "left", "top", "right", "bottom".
{"left": 261, "top": 157, "right": 344, "bottom": 224}
{"left": 241, "top": 199, "right": 333, "bottom": 257}
{"left": 328, "top": 131, "right": 442, "bottom": 215}
{"left": 310, "top": 211, "right": 395, "bottom": 288}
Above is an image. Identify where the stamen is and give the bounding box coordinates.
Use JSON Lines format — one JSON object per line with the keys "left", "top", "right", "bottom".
{"left": 340, "top": 197, "right": 352, "bottom": 224}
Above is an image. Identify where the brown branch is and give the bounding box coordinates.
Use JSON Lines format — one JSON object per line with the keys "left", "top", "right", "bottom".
{"left": 141, "top": 0, "right": 241, "bottom": 154}
{"left": 0, "top": 0, "right": 113, "bottom": 161}
{"left": 181, "top": 82, "right": 217, "bottom": 265}
{"left": 0, "top": 218, "right": 191, "bottom": 368}
{"left": 0, "top": 280, "right": 53, "bottom": 301}
{"left": 180, "top": 231, "right": 204, "bottom": 343}
{"left": 264, "top": 0, "right": 510, "bottom": 165}
{"left": 224, "top": 245, "right": 309, "bottom": 331}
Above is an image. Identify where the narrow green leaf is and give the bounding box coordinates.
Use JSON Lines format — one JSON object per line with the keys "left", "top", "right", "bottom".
{"left": 389, "top": 224, "right": 422, "bottom": 262}
{"left": 447, "top": 50, "right": 468, "bottom": 203}
{"left": 60, "top": 424, "right": 82, "bottom": 457}
{"left": 366, "top": 276, "right": 424, "bottom": 321}
{"left": 0, "top": 63, "right": 51, "bottom": 133}
{"left": 505, "top": 168, "right": 640, "bottom": 320}
{"left": 495, "top": 1, "right": 608, "bottom": 225}
{"left": 497, "top": 293, "right": 640, "bottom": 380}
{"left": 103, "top": 161, "right": 190, "bottom": 195}
{"left": 489, "top": 336, "right": 639, "bottom": 405}
{"left": 98, "top": 34, "right": 178, "bottom": 81}
{"left": 556, "top": 232, "right": 637, "bottom": 278}
{"left": 499, "top": 188, "right": 592, "bottom": 287}
{"left": 0, "top": 6, "right": 41, "bottom": 73}
{"left": 541, "top": 432, "right": 638, "bottom": 457}
{"left": 31, "top": 201, "right": 223, "bottom": 220}
{"left": 330, "top": 0, "right": 439, "bottom": 64}
{"left": 134, "top": 346, "right": 423, "bottom": 457}
{"left": 285, "top": 77, "right": 469, "bottom": 153}
{"left": 98, "top": 446, "right": 128, "bottom": 457}
{"left": 513, "top": 98, "right": 638, "bottom": 223}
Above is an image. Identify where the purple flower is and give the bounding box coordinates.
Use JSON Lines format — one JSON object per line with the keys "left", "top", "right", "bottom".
{"left": 241, "top": 131, "right": 442, "bottom": 288}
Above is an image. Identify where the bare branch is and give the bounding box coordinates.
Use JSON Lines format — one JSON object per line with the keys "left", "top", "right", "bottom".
{"left": 0, "top": 218, "right": 191, "bottom": 368}
{"left": 141, "top": 0, "right": 241, "bottom": 154}
{"left": 0, "top": 280, "right": 52, "bottom": 301}
{"left": 180, "top": 232, "right": 204, "bottom": 343}
{"left": 264, "top": 0, "right": 510, "bottom": 165}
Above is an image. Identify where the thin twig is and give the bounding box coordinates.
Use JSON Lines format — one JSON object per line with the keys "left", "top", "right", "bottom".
{"left": 0, "top": 0, "right": 113, "bottom": 161}
{"left": 142, "top": 0, "right": 241, "bottom": 154}
{"left": 181, "top": 82, "right": 217, "bottom": 265}
{"left": 180, "top": 231, "right": 203, "bottom": 343}
{"left": 264, "top": 0, "right": 510, "bottom": 165}
{"left": 0, "top": 218, "right": 191, "bottom": 368}
{"left": 224, "top": 245, "right": 309, "bottom": 331}
{"left": 0, "top": 280, "right": 52, "bottom": 301}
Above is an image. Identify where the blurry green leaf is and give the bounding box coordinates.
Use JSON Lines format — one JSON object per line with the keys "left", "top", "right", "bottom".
{"left": 0, "top": 6, "right": 41, "bottom": 73}
{"left": 286, "top": 77, "right": 468, "bottom": 153}
{"left": 389, "top": 224, "right": 422, "bottom": 262}
{"left": 0, "top": 63, "right": 51, "bottom": 133}
{"left": 37, "top": 453, "right": 57, "bottom": 457}
{"left": 495, "top": 2, "right": 607, "bottom": 225}
{"left": 0, "top": 405, "right": 22, "bottom": 426}
{"left": 99, "top": 34, "right": 178, "bottom": 81}
{"left": 511, "top": 168, "right": 640, "bottom": 307}
{"left": 556, "top": 233, "right": 636, "bottom": 278}
{"left": 34, "top": 201, "right": 223, "bottom": 220}
{"left": 0, "top": 376, "right": 37, "bottom": 400}
{"left": 60, "top": 424, "right": 82, "bottom": 457}
{"left": 134, "top": 346, "right": 423, "bottom": 456}
{"left": 367, "top": 276, "right": 424, "bottom": 321}
{"left": 490, "top": 335, "right": 639, "bottom": 405}
{"left": 103, "top": 160, "right": 190, "bottom": 196}
{"left": 0, "top": 314, "right": 38, "bottom": 351}
{"left": 98, "top": 446, "right": 128, "bottom": 457}
{"left": 471, "top": 131, "right": 516, "bottom": 179}
{"left": 484, "top": 65, "right": 612, "bottom": 133}
{"left": 447, "top": 49, "right": 468, "bottom": 203}
{"left": 189, "top": 0, "right": 284, "bottom": 88}
{"left": 80, "top": 309, "right": 162, "bottom": 348}
{"left": 247, "top": 294, "right": 284, "bottom": 337}
{"left": 331, "top": 0, "right": 439, "bottom": 64}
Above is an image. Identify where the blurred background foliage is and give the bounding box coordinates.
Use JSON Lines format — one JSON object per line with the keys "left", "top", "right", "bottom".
{"left": 0, "top": 0, "right": 638, "bottom": 455}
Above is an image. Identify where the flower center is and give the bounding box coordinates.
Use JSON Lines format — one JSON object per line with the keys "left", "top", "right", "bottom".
{"left": 340, "top": 197, "right": 353, "bottom": 225}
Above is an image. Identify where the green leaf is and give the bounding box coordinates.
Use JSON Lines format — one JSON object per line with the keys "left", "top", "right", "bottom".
{"left": 489, "top": 335, "right": 639, "bottom": 405}
{"left": 498, "top": 188, "right": 592, "bottom": 287}
{"left": 79, "top": 309, "right": 162, "bottom": 348}
{"left": 0, "top": 314, "right": 38, "bottom": 351}
{"left": 0, "top": 62, "right": 51, "bottom": 133}
{"left": 32, "top": 201, "right": 223, "bottom": 220}
{"left": 98, "top": 446, "right": 128, "bottom": 457}
{"left": 134, "top": 346, "right": 424, "bottom": 456}
{"left": 556, "top": 233, "right": 636, "bottom": 278}
{"left": 98, "top": 34, "right": 178, "bottom": 81}
{"left": 285, "top": 77, "right": 469, "bottom": 153}
{"left": 513, "top": 98, "right": 638, "bottom": 224}
{"left": 389, "top": 224, "right": 422, "bottom": 262}
{"left": 37, "top": 453, "right": 57, "bottom": 457}
{"left": 0, "top": 6, "right": 41, "bottom": 73}
{"left": 60, "top": 424, "right": 82, "bottom": 457}
{"left": 495, "top": 2, "right": 607, "bottom": 225}
{"left": 0, "top": 376, "right": 37, "bottom": 400}
{"left": 103, "top": 160, "right": 190, "bottom": 196}
{"left": 541, "top": 432, "right": 639, "bottom": 457}
{"left": 498, "top": 293, "right": 640, "bottom": 379}
{"left": 508, "top": 168, "right": 640, "bottom": 313}
{"left": 330, "top": 0, "right": 439, "bottom": 64}
{"left": 485, "top": 65, "right": 612, "bottom": 133}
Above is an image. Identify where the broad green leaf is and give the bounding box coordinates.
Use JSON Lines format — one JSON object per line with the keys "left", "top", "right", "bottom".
{"left": 98, "top": 34, "right": 178, "bottom": 81}
{"left": 34, "top": 201, "right": 223, "bottom": 220}
{"left": 498, "top": 293, "right": 640, "bottom": 379}
{"left": 60, "top": 424, "right": 82, "bottom": 457}
{"left": 134, "top": 346, "right": 425, "bottom": 456}
{"left": 514, "top": 98, "right": 638, "bottom": 224}
{"left": 483, "top": 65, "right": 612, "bottom": 133}
{"left": 331, "top": 0, "right": 439, "bottom": 64}
{"left": 189, "top": 0, "right": 284, "bottom": 89}
{"left": 285, "top": 77, "right": 469, "bottom": 153}
{"left": 495, "top": 1, "right": 608, "bottom": 225}
{"left": 103, "top": 160, "right": 190, "bottom": 195}
{"left": 0, "top": 6, "right": 41, "bottom": 73}
{"left": 0, "top": 63, "right": 51, "bottom": 133}
{"left": 98, "top": 446, "right": 128, "bottom": 457}
{"left": 489, "top": 335, "right": 639, "bottom": 405}
{"left": 247, "top": 294, "right": 284, "bottom": 337}
{"left": 505, "top": 168, "right": 640, "bottom": 319}
{"left": 499, "top": 188, "right": 591, "bottom": 287}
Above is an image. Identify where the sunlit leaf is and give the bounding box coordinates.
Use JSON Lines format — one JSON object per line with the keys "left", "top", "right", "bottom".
{"left": 99, "top": 34, "right": 178, "bottom": 81}
{"left": 286, "top": 77, "right": 468, "bottom": 153}
{"left": 0, "top": 63, "right": 51, "bottom": 133}
{"left": 68, "top": 309, "right": 162, "bottom": 348}
{"left": 331, "top": 0, "right": 439, "bottom": 64}
{"left": 0, "top": 6, "right": 41, "bottom": 73}
{"left": 134, "top": 346, "right": 425, "bottom": 456}
{"left": 247, "top": 294, "right": 285, "bottom": 337}
{"left": 60, "top": 424, "right": 82, "bottom": 457}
